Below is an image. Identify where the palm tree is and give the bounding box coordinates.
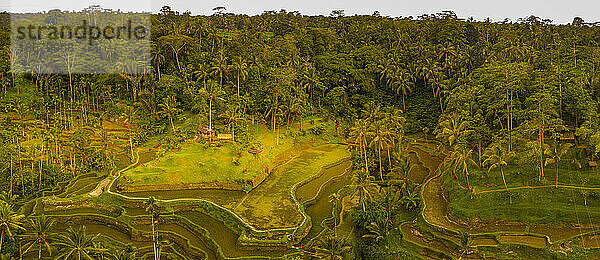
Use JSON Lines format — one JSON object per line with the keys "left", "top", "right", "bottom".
{"left": 436, "top": 113, "right": 472, "bottom": 147}
{"left": 419, "top": 58, "right": 439, "bottom": 96}
{"left": 544, "top": 141, "right": 573, "bottom": 187}
{"left": 0, "top": 192, "right": 18, "bottom": 208}
{"left": 219, "top": 106, "right": 245, "bottom": 141}
{"left": 313, "top": 234, "right": 351, "bottom": 260}
{"left": 328, "top": 192, "right": 342, "bottom": 236}
{"left": 232, "top": 56, "right": 248, "bottom": 106}
{"left": 349, "top": 119, "right": 371, "bottom": 175}
{"left": 400, "top": 187, "right": 421, "bottom": 211}
{"left": 54, "top": 226, "right": 98, "bottom": 260}
{"left": 283, "top": 97, "right": 305, "bottom": 129}
{"left": 346, "top": 170, "right": 377, "bottom": 212}
{"left": 361, "top": 102, "right": 382, "bottom": 124}
{"left": 264, "top": 90, "right": 283, "bottom": 131}
{"left": 120, "top": 106, "right": 137, "bottom": 161}
{"left": 449, "top": 146, "right": 476, "bottom": 192}
{"left": 389, "top": 157, "right": 411, "bottom": 198}
{"left": 155, "top": 234, "right": 171, "bottom": 260}
{"left": 392, "top": 70, "right": 414, "bottom": 111}
{"left": 92, "top": 240, "right": 109, "bottom": 260}
{"left": 151, "top": 42, "right": 165, "bottom": 80}
{"left": 363, "top": 220, "right": 396, "bottom": 243}
{"left": 158, "top": 32, "right": 193, "bottom": 79}
{"left": 200, "top": 80, "right": 225, "bottom": 139}
{"left": 23, "top": 215, "right": 55, "bottom": 259}
{"left": 483, "top": 144, "right": 513, "bottom": 203}
{"left": 301, "top": 66, "right": 322, "bottom": 102}
{"left": 368, "top": 120, "right": 392, "bottom": 182}
{"left": 0, "top": 200, "right": 25, "bottom": 253}
{"left": 210, "top": 52, "right": 230, "bottom": 89}
{"left": 145, "top": 197, "right": 159, "bottom": 260}
{"left": 158, "top": 96, "right": 179, "bottom": 133}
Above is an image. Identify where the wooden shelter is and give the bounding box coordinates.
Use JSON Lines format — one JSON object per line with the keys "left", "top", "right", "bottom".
{"left": 217, "top": 133, "right": 233, "bottom": 142}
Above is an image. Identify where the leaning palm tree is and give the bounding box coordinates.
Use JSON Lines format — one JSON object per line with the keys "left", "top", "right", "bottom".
{"left": 54, "top": 226, "right": 98, "bottom": 260}
{"left": 449, "top": 146, "right": 476, "bottom": 192}
{"left": 544, "top": 141, "right": 573, "bottom": 187}
{"left": 483, "top": 143, "right": 514, "bottom": 203}
{"left": 157, "top": 96, "right": 179, "bottom": 133}
{"left": 23, "top": 215, "right": 56, "bottom": 259}
{"left": 313, "top": 233, "right": 351, "bottom": 260}
{"left": 0, "top": 200, "right": 25, "bottom": 253}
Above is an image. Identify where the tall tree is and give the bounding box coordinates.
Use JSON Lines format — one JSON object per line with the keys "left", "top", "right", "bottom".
{"left": 449, "top": 146, "right": 476, "bottom": 192}
{"left": 544, "top": 141, "right": 573, "bottom": 187}
{"left": 23, "top": 215, "right": 56, "bottom": 259}
{"left": 158, "top": 96, "right": 179, "bottom": 133}
{"left": 0, "top": 200, "right": 25, "bottom": 253}
{"left": 483, "top": 143, "right": 513, "bottom": 203}
{"left": 54, "top": 226, "right": 98, "bottom": 260}
{"left": 145, "top": 197, "right": 159, "bottom": 260}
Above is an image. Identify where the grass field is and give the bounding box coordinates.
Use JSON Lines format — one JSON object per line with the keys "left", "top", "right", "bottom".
{"left": 120, "top": 118, "right": 341, "bottom": 189}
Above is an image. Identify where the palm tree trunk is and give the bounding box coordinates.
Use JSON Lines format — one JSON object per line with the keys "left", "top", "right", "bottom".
{"left": 539, "top": 101, "right": 544, "bottom": 180}
{"left": 387, "top": 146, "right": 392, "bottom": 170}
{"left": 506, "top": 87, "right": 510, "bottom": 152}
{"left": 10, "top": 156, "right": 13, "bottom": 197}
{"left": 129, "top": 130, "right": 134, "bottom": 162}
{"left": 378, "top": 146, "right": 383, "bottom": 182}
{"left": 500, "top": 166, "right": 511, "bottom": 203}
{"left": 539, "top": 129, "right": 544, "bottom": 180}
{"left": 465, "top": 168, "right": 471, "bottom": 191}
{"left": 477, "top": 142, "right": 482, "bottom": 167}
{"left": 152, "top": 214, "right": 157, "bottom": 260}
{"left": 0, "top": 230, "right": 4, "bottom": 253}
{"left": 169, "top": 113, "right": 175, "bottom": 133}
{"left": 332, "top": 203, "right": 337, "bottom": 236}
{"left": 556, "top": 163, "right": 559, "bottom": 187}
{"left": 209, "top": 98, "right": 213, "bottom": 142}
{"left": 361, "top": 194, "right": 366, "bottom": 212}
{"left": 363, "top": 143, "right": 368, "bottom": 174}
{"left": 402, "top": 93, "right": 406, "bottom": 112}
